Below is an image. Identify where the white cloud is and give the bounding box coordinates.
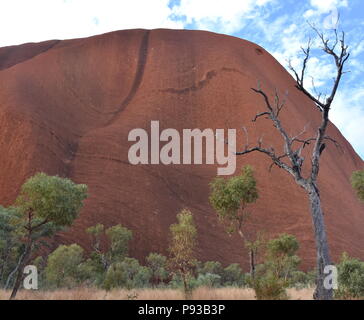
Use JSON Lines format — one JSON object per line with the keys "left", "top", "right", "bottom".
{"left": 304, "top": 0, "right": 348, "bottom": 28}
{"left": 0, "top": 0, "right": 183, "bottom": 47}
{"left": 348, "top": 58, "right": 364, "bottom": 78}
{"left": 309, "top": 0, "right": 348, "bottom": 13}
{"left": 330, "top": 87, "right": 364, "bottom": 158}
{"left": 171, "top": 0, "right": 273, "bottom": 34}
{"left": 283, "top": 23, "right": 298, "bottom": 34}
{"left": 351, "top": 40, "right": 364, "bottom": 57}
{"left": 305, "top": 56, "right": 336, "bottom": 88}
{"left": 303, "top": 0, "right": 348, "bottom": 32}
{"left": 274, "top": 46, "right": 335, "bottom": 91}
{"left": 254, "top": 15, "right": 290, "bottom": 42}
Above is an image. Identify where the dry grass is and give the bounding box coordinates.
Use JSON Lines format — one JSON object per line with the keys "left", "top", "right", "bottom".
{"left": 0, "top": 287, "right": 314, "bottom": 300}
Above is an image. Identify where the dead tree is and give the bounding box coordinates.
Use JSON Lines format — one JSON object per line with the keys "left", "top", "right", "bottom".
{"left": 237, "top": 26, "right": 349, "bottom": 300}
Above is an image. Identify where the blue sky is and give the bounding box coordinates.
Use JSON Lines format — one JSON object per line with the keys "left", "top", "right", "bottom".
{"left": 1, "top": 0, "right": 363, "bottom": 159}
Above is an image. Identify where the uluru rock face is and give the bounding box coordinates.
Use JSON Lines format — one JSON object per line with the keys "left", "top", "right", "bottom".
{"left": 0, "top": 29, "right": 363, "bottom": 269}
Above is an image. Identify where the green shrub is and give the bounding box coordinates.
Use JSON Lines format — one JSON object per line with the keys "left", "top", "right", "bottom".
{"left": 290, "top": 270, "right": 315, "bottom": 288}
{"left": 45, "top": 244, "right": 84, "bottom": 288}
{"left": 194, "top": 273, "right": 221, "bottom": 288}
{"left": 146, "top": 253, "right": 169, "bottom": 286}
{"left": 105, "top": 225, "right": 133, "bottom": 263}
{"left": 103, "top": 257, "right": 151, "bottom": 290}
{"left": 221, "top": 263, "right": 244, "bottom": 287}
{"left": 198, "top": 261, "right": 223, "bottom": 276}
{"left": 0, "top": 206, "right": 24, "bottom": 289}
{"left": 250, "top": 271, "right": 289, "bottom": 300}
{"left": 248, "top": 234, "right": 301, "bottom": 299}
{"left": 336, "top": 253, "right": 364, "bottom": 299}
{"left": 133, "top": 266, "right": 152, "bottom": 288}
{"left": 168, "top": 209, "right": 197, "bottom": 299}
{"left": 77, "top": 258, "right": 106, "bottom": 287}
{"left": 351, "top": 170, "right": 364, "bottom": 202}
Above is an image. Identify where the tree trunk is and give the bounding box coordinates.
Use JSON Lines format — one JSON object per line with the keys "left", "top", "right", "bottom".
{"left": 4, "top": 250, "right": 26, "bottom": 290}
{"left": 237, "top": 230, "right": 256, "bottom": 279}
{"left": 249, "top": 249, "right": 256, "bottom": 279}
{"left": 0, "top": 250, "right": 9, "bottom": 283}
{"left": 307, "top": 184, "right": 333, "bottom": 300}
{"left": 182, "top": 274, "right": 190, "bottom": 300}
{"left": 9, "top": 242, "right": 32, "bottom": 300}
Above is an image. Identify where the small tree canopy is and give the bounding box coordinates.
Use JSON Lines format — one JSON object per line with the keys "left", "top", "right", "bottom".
{"left": 198, "top": 261, "right": 223, "bottom": 276}
{"left": 8, "top": 173, "right": 88, "bottom": 299}
{"left": 209, "top": 166, "right": 259, "bottom": 278}
{"left": 86, "top": 223, "right": 105, "bottom": 237}
{"left": 250, "top": 234, "right": 300, "bottom": 300}
{"left": 168, "top": 209, "right": 197, "bottom": 298}
{"left": 0, "top": 206, "right": 21, "bottom": 245}
{"left": 267, "top": 233, "right": 299, "bottom": 258}
{"left": 105, "top": 224, "right": 133, "bottom": 263}
{"left": 169, "top": 209, "right": 197, "bottom": 273}
{"left": 86, "top": 223, "right": 105, "bottom": 254}
{"left": 0, "top": 206, "right": 24, "bottom": 288}
{"left": 222, "top": 263, "right": 244, "bottom": 287}
{"left": 82, "top": 223, "right": 133, "bottom": 283}
{"left": 209, "top": 165, "right": 258, "bottom": 232}
{"left": 103, "top": 257, "right": 151, "bottom": 290}
{"left": 45, "top": 244, "right": 84, "bottom": 288}
{"left": 336, "top": 252, "right": 364, "bottom": 299}
{"left": 351, "top": 170, "right": 364, "bottom": 202}
{"left": 15, "top": 172, "right": 88, "bottom": 227}
{"left": 146, "top": 253, "right": 169, "bottom": 285}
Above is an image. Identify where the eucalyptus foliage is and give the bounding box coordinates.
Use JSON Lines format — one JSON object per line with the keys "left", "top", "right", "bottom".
{"left": 351, "top": 169, "right": 364, "bottom": 202}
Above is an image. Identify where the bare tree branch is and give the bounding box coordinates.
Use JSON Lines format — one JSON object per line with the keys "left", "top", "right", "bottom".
{"left": 237, "top": 21, "right": 350, "bottom": 300}
{"left": 252, "top": 111, "right": 270, "bottom": 122}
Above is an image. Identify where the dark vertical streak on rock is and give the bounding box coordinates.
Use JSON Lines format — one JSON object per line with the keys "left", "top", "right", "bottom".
{"left": 107, "top": 29, "right": 150, "bottom": 124}
{"left": 66, "top": 30, "right": 151, "bottom": 177}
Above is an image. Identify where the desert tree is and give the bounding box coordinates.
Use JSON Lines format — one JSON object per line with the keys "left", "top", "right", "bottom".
{"left": 105, "top": 224, "right": 133, "bottom": 264}
{"left": 146, "top": 253, "right": 169, "bottom": 286}
{"left": 44, "top": 244, "right": 85, "bottom": 288}
{"left": 0, "top": 207, "right": 18, "bottom": 277}
{"left": 0, "top": 206, "right": 23, "bottom": 288}
{"left": 9, "top": 172, "right": 88, "bottom": 299}
{"left": 252, "top": 234, "right": 300, "bottom": 300}
{"left": 198, "top": 261, "right": 223, "bottom": 277}
{"left": 336, "top": 252, "right": 364, "bottom": 299}
{"left": 236, "top": 25, "right": 350, "bottom": 300}
{"left": 168, "top": 209, "right": 197, "bottom": 299}
{"left": 86, "top": 223, "right": 109, "bottom": 272}
{"left": 86, "top": 223, "right": 133, "bottom": 270}
{"left": 351, "top": 169, "right": 364, "bottom": 202}
{"left": 265, "top": 234, "right": 300, "bottom": 282}
{"left": 82, "top": 223, "right": 133, "bottom": 287}
{"left": 103, "top": 257, "right": 151, "bottom": 290}
{"left": 209, "top": 165, "right": 260, "bottom": 278}
{"left": 221, "top": 263, "right": 244, "bottom": 287}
